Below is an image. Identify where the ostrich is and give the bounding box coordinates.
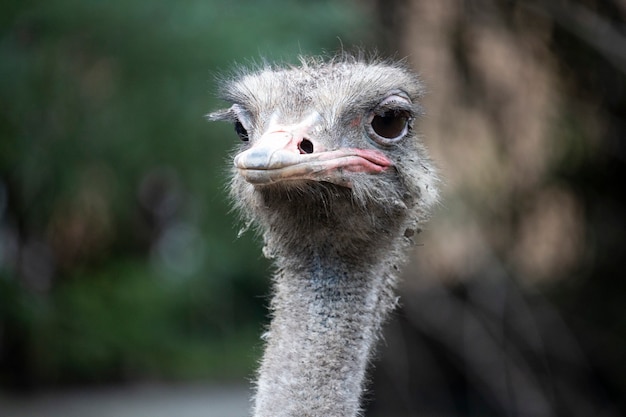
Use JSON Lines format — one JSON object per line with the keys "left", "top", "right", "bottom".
{"left": 209, "top": 55, "right": 438, "bottom": 417}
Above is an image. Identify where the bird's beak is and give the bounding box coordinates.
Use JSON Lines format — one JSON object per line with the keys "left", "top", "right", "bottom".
{"left": 234, "top": 131, "right": 392, "bottom": 187}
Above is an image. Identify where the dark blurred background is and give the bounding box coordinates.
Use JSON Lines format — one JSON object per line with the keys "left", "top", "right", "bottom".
{"left": 0, "top": 1, "right": 624, "bottom": 416}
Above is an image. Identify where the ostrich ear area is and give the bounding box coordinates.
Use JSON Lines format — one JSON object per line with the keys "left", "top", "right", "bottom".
{"left": 234, "top": 146, "right": 393, "bottom": 187}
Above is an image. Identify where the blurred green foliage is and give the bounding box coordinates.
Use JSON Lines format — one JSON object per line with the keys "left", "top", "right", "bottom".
{"left": 0, "top": 0, "right": 375, "bottom": 386}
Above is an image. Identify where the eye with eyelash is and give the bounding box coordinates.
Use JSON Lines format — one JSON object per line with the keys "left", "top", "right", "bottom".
{"left": 234, "top": 120, "right": 249, "bottom": 141}
{"left": 229, "top": 103, "right": 252, "bottom": 142}
{"left": 366, "top": 95, "right": 413, "bottom": 145}
{"left": 370, "top": 109, "right": 411, "bottom": 139}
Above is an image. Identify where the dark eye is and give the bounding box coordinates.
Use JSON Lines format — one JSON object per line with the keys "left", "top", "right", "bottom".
{"left": 234, "top": 120, "right": 249, "bottom": 141}
{"left": 369, "top": 109, "right": 410, "bottom": 141}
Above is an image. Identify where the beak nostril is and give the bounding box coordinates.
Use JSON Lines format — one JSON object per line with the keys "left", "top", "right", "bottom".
{"left": 299, "top": 139, "right": 314, "bottom": 154}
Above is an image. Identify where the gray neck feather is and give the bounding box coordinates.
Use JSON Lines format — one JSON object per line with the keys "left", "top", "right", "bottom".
{"left": 253, "top": 235, "right": 404, "bottom": 417}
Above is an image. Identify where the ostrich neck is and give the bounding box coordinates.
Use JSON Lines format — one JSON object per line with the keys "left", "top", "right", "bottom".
{"left": 253, "top": 240, "right": 402, "bottom": 417}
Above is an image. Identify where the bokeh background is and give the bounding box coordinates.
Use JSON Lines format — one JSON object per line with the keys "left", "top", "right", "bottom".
{"left": 0, "top": 1, "right": 624, "bottom": 416}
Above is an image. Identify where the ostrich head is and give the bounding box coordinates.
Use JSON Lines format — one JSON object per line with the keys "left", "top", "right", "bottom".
{"left": 210, "top": 56, "right": 438, "bottom": 265}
